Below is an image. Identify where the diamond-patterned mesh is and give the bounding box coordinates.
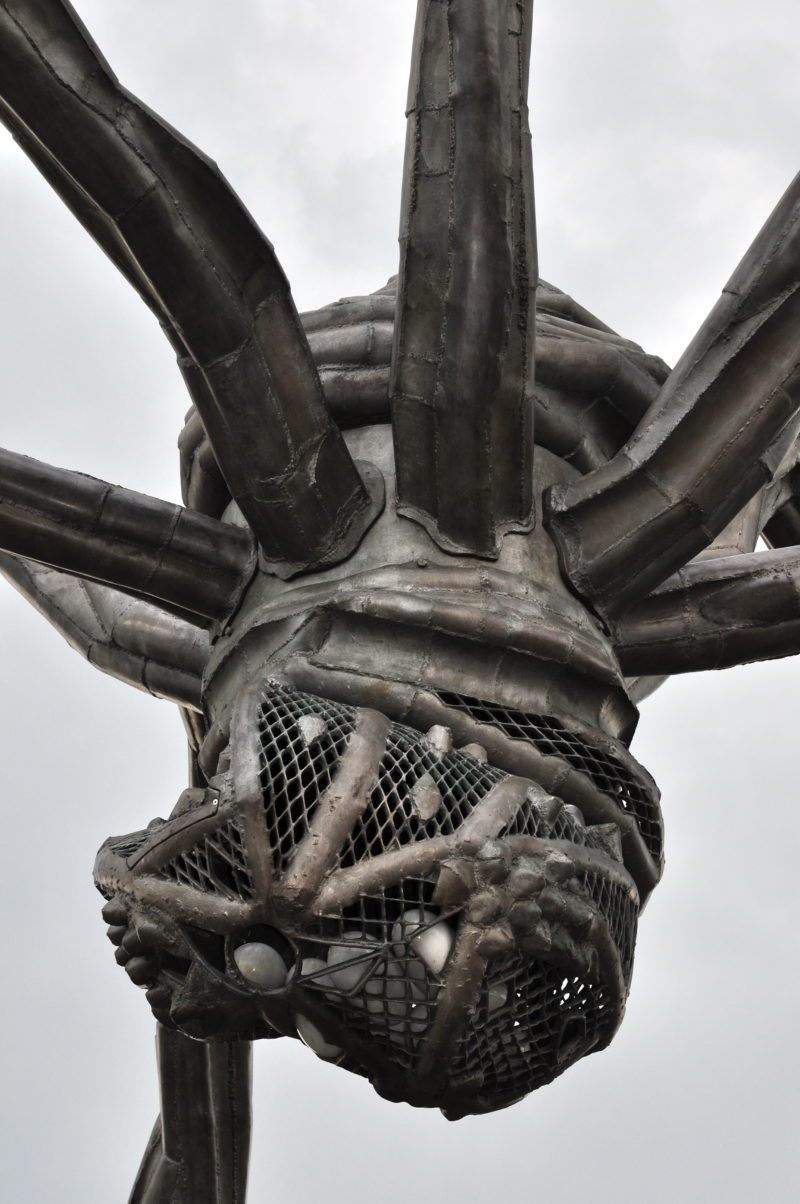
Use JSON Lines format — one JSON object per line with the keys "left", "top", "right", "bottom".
{"left": 582, "top": 872, "right": 638, "bottom": 984}
{"left": 257, "top": 686, "right": 356, "bottom": 874}
{"left": 247, "top": 686, "right": 639, "bottom": 1108}
{"left": 453, "top": 956, "right": 610, "bottom": 1099}
{"left": 435, "top": 691, "right": 662, "bottom": 862}
{"left": 338, "top": 725, "right": 506, "bottom": 867}
{"left": 159, "top": 819, "right": 254, "bottom": 900}
{"left": 325, "top": 877, "right": 440, "bottom": 944}
{"left": 500, "top": 793, "right": 613, "bottom": 858}
{"left": 300, "top": 878, "right": 442, "bottom": 1073}
{"left": 318, "top": 955, "right": 438, "bottom": 1072}
{"left": 299, "top": 878, "right": 635, "bottom": 1098}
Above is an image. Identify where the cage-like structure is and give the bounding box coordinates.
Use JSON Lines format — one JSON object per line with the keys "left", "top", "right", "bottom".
{"left": 2, "top": 2, "right": 800, "bottom": 1201}
{"left": 96, "top": 680, "right": 648, "bottom": 1118}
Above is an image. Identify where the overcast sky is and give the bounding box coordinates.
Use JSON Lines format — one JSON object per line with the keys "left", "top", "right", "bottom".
{"left": 1, "top": 2, "right": 798, "bottom": 1201}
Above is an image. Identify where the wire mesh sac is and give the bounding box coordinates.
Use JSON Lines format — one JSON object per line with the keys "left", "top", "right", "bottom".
{"left": 256, "top": 686, "right": 639, "bottom": 1113}
{"left": 435, "top": 690, "right": 663, "bottom": 862}
{"left": 96, "top": 682, "right": 643, "bottom": 1115}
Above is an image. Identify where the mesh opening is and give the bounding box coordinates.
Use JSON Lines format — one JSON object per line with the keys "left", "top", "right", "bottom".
{"left": 500, "top": 794, "right": 614, "bottom": 856}
{"left": 321, "top": 957, "right": 438, "bottom": 1072}
{"left": 257, "top": 687, "right": 356, "bottom": 874}
{"left": 302, "top": 878, "right": 442, "bottom": 1073}
{"left": 436, "top": 691, "right": 662, "bottom": 862}
{"left": 453, "top": 956, "right": 610, "bottom": 1098}
{"left": 250, "top": 686, "right": 639, "bottom": 1105}
{"left": 327, "top": 877, "right": 440, "bottom": 944}
{"left": 159, "top": 819, "right": 254, "bottom": 901}
{"left": 338, "top": 725, "right": 506, "bottom": 867}
{"left": 582, "top": 871, "right": 638, "bottom": 984}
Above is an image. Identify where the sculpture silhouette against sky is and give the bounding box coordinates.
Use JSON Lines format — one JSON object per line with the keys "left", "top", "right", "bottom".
{"left": 1, "top": 2, "right": 799, "bottom": 1201}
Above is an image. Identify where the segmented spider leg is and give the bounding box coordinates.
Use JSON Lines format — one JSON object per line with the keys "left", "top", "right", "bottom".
{"left": 129, "top": 1028, "right": 251, "bottom": 1204}
{"left": 391, "top": 0, "right": 537, "bottom": 556}
{"left": 0, "top": 100, "right": 166, "bottom": 320}
{"left": 0, "top": 0, "right": 378, "bottom": 576}
{"left": 547, "top": 170, "right": 800, "bottom": 620}
{"left": 762, "top": 462, "right": 800, "bottom": 546}
{"left": 612, "top": 546, "right": 800, "bottom": 675}
{"left": 304, "top": 291, "right": 396, "bottom": 429}
{"left": 0, "top": 555, "right": 209, "bottom": 708}
{"left": 535, "top": 283, "right": 618, "bottom": 335}
{"left": 178, "top": 410, "right": 231, "bottom": 520}
{"left": 0, "top": 447, "right": 255, "bottom": 622}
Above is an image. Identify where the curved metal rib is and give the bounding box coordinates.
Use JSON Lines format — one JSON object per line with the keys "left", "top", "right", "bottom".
{"left": 547, "top": 170, "right": 800, "bottom": 619}
{"left": 612, "top": 547, "right": 800, "bottom": 674}
{"left": 0, "top": 447, "right": 255, "bottom": 621}
{"left": 0, "top": 0, "right": 374, "bottom": 575}
{"left": 129, "top": 1028, "right": 252, "bottom": 1204}
{"left": 182, "top": 277, "right": 672, "bottom": 520}
{"left": 0, "top": 554, "right": 208, "bottom": 708}
{"left": 391, "top": 0, "right": 537, "bottom": 556}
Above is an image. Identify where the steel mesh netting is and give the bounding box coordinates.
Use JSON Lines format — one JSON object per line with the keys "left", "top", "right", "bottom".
{"left": 582, "top": 871, "right": 638, "bottom": 983}
{"left": 435, "top": 690, "right": 663, "bottom": 861}
{"left": 500, "top": 794, "right": 616, "bottom": 854}
{"left": 316, "top": 955, "right": 438, "bottom": 1072}
{"left": 337, "top": 724, "right": 507, "bottom": 867}
{"left": 251, "top": 686, "right": 638, "bottom": 1097}
{"left": 257, "top": 686, "right": 356, "bottom": 873}
{"left": 314, "top": 876, "right": 439, "bottom": 945}
{"left": 158, "top": 819, "right": 254, "bottom": 901}
{"left": 453, "top": 957, "right": 610, "bottom": 1099}
{"left": 300, "top": 878, "right": 441, "bottom": 1073}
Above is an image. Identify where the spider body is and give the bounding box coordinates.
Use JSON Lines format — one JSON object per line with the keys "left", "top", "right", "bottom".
{"left": 93, "top": 355, "right": 662, "bottom": 1116}
{"left": 1, "top": 1, "right": 799, "bottom": 1200}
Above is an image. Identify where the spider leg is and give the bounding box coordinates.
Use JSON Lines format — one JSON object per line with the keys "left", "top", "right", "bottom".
{"left": 0, "top": 554, "right": 208, "bottom": 708}
{"left": 129, "top": 1028, "right": 251, "bottom": 1204}
{"left": 174, "top": 274, "right": 670, "bottom": 503}
{"left": 546, "top": 170, "right": 800, "bottom": 619}
{"left": 178, "top": 280, "right": 401, "bottom": 523}
{"left": 535, "top": 283, "right": 619, "bottom": 335}
{"left": 303, "top": 284, "right": 397, "bottom": 429}
{"left": 390, "top": 0, "right": 537, "bottom": 556}
{"left": 612, "top": 546, "right": 800, "bottom": 675}
{"left": 762, "top": 461, "right": 800, "bottom": 546}
{"left": 178, "top": 409, "right": 232, "bottom": 522}
{"left": 0, "top": 0, "right": 378, "bottom": 575}
{"left": 0, "top": 446, "right": 255, "bottom": 622}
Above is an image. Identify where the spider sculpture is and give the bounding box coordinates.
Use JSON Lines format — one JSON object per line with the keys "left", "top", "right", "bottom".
{"left": 1, "top": 2, "right": 799, "bottom": 1201}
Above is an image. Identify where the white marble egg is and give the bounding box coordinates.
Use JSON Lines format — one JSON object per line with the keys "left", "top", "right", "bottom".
{"left": 326, "top": 933, "right": 378, "bottom": 992}
{"left": 360, "top": 966, "right": 391, "bottom": 1015}
{"left": 391, "top": 907, "right": 434, "bottom": 952}
{"left": 295, "top": 1014, "right": 342, "bottom": 1060}
{"left": 383, "top": 959, "right": 427, "bottom": 1018}
{"left": 297, "top": 957, "right": 333, "bottom": 988}
{"left": 487, "top": 983, "right": 508, "bottom": 1013}
{"left": 384, "top": 959, "right": 411, "bottom": 1018}
{"left": 233, "top": 942, "right": 289, "bottom": 990}
{"left": 408, "top": 1001, "right": 430, "bottom": 1033}
{"left": 392, "top": 908, "right": 455, "bottom": 975}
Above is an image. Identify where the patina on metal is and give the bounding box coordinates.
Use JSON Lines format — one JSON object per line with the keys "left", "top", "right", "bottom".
{"left": 1, "top": 1, "right": 799, "bottom": 1202}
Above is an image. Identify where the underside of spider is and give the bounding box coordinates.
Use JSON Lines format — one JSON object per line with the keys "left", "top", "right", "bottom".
{"left": 1, "top": 2, "right": 799, "bottom": 1202}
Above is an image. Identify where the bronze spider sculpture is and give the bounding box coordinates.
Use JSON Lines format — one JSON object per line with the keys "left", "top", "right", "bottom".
{"left": 1, "top": 1, "right": 799, "bottom": 1200}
